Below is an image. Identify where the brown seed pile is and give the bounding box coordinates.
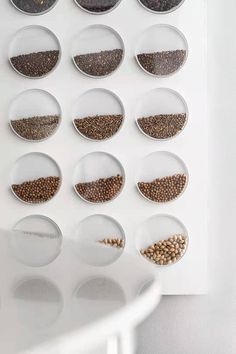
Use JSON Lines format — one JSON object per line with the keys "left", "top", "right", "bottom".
{"left": 138, "top": 174, "right": 187, "bottom": 202}
{"left": 137, "top": 50, "right": 186, "bottom": 76}
{"left": 75, "top": 175, "right": 123, "bottom": 203}
{"left": 140, "top": 234, "right": 187, "bottom": 265}
{"left": 74, "top": 49, "right": 123, "bottom": 77}
{"left": 76, "top": 0, "right": 119, "bottom": 12}
{"left": 10, "top": 115, "right": 60, "bottom": 141}
{"left": 98, "top": 238, "right": 125, "bottom": 248}
{"left": 139, "top": 0, "right": 183, "bottom": 12}
{"left": 12, "top": 176, "right": 60, "bottom": 203}
{"left": 12, "top": 0, "right": 57, "bottom": 13}
{"left": 137, "top": 113, "right": 186, "bottom": 139}
{"left": 10, "top": 50, "right": 59, "bottom": 77}
{"left": 74, "top": 114, "right": 123, "bottom": 140}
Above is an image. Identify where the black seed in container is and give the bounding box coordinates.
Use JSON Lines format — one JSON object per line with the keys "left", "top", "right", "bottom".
{"left": 10, "top": 115, "right": 60, "bottom": 141}
{"left": 139, "top": 0, "right": 183, "bottom": 12}
{"left": 75, "top": 0, "right": 120, "bottom": 13}
{"left": 138, "top": 174, "right": 187, "bottom": 202}
{"left": 75, "top": 175, "right": 123, "bottom": 203}
{"left": 12, "top": 176, "right": 60, "bottom": 204}
{"left": 10, "top": 50, "right": 60, "bottom": 77}
{"left": 137, "top": 113, "right": 186, "bottom": 139}
{"left": 74, "top": 114, "right": 123, "bottom": 140}
{"left": 137, "top": 50, "right": 186, "bottom": 76}
{"left": 11, "top": 0, "right": 57, "bottom": 14}
{"left": 74, "top": 49, "right": 123, "bottom": 77}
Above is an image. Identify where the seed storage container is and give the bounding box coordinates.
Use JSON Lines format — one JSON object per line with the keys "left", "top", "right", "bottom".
{"left": 10, "top": 0, "right": 59, "bottom": 16}
{"left": 73, "top": 151, "right": 125, "bottom": 203}
{"left": 72, "top": 88, "right": 125, "bottom": 141}
{"left": 72, "top": 24, "right": 125, "bottom": 78}
{"left": 136, "top": 88, "right": 188, "bottom": 140}
{"left": 72, "top": 214, "right": 125, "bottom": 266}
{"left": 136, "top": 151, "right": 189, "bottom": 203}
{"left": 11, "top": 215, "right": 62, "bottom": 267}
{"left": 0, "top": 0, "right": 207, "bottom": 328}
{"left": 9, "top": 89, "right": 61, "bottom": 141}
{"left": 10, "top": 152, "right": 62, "bottom": 204}
{"left": 135, "top": 24, "right": 188, "bottom": 77}
{"left": 136, "top": 214, "right": 189, "bottom": 266}
{"left": 9, "top": 25, "right": 61, "bottom": 78}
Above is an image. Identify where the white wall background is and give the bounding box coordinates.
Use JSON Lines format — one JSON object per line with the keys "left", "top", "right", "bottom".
{"left": 137, "top": 0, "right": 236, "bottom": 352}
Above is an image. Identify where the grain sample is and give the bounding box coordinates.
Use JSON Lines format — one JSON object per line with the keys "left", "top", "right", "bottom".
{"left": 98, "top": 238, "right": 125, "bottom": 248}
{"left": 74, "top": 49, "right": 123, "bottom": 77}
{"left": 137, "top": 174, "right": 187, "bottom": 202}
{"left": 74, "top": 114, "right": 123, "bottom": 140}
{"left": 12, "top": 176, "right": 60, "bottom": 203}
{"left": 12, "top": 0, "right": 57, "bottom": 13}
{"left": 137, "top": 113, "right": 186, "bottom": 139}
{"left": 140, "top": 234, "right": 187, "bottom": 265}
{"left": 10, "top": 115, "right": 60, "bottom": 141}
{"left": 139, "top": 0, "right": 183, "bottom": 12}
{"left": 137, "top": 50, "right": 186, "bottom": 76}
{"left": 75, "top": 0, "right": 120, "bottom": 12}
{"left": 75, "top": 175, "right": 123, "bottom": 203}
{"left": 10, "top": 50, "right": 59, "bottom": 77}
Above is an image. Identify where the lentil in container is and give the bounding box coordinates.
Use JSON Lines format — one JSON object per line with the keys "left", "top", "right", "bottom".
{"left": 140, "top": 234, "right": 187, "bottom": 265}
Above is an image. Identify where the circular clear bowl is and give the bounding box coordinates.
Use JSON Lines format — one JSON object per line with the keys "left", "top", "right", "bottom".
{"left": 11, "top": 276, "right": 63, "bottom": 330}
{"left": 136, "top": 214, "right": 189, "bottom": 267}
{"left": 10, "top": 152, "right": 62, "bottom": 204}
{"left": 9, "top": 89, "right": 61, "bottom": 142}
{"left": 10, "top": 0, "right": 59, "bottom": 16}
{"left": 136, "top": 151, "right": 189, "bottom": 203}
{"left": 73, "top": 151, "right": 125, "bottom": 204}
{"left": 74, "top": 0, "right": 122, "bottom": 15}
{"left": 72, "top": 88, "right": 125, "bottom": 141}
{"left": 135, "top": 24, "right": 188, "bottom": 77}
{"left": 9, "top": 25, "right": 61, "bottom": 79}
{"left": 138, "top": 0, "right": 186, "bottom": 14}
{"left": 11, "top": 214, "right": 62, "bottom": 267}
{"left": 73, "top": 214, "right": 125, "bottom": 266}
{"left": 136, "top": 88, "right": 188, "bottom": 140}
{"left": 72, "top": 24, "right": 125, "bottom": 78}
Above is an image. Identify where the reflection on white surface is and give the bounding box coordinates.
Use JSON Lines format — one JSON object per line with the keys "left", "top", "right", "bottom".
{"left": 13, "top": 277, "right": 63, "bottom": 330}
{"left": 73, "top": 277, "right": 126, "bottom": 326}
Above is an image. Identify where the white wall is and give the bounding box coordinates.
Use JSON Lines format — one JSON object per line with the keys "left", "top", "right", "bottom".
{"left": 137, "top": 0, "right": 236, "bottom": 352}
